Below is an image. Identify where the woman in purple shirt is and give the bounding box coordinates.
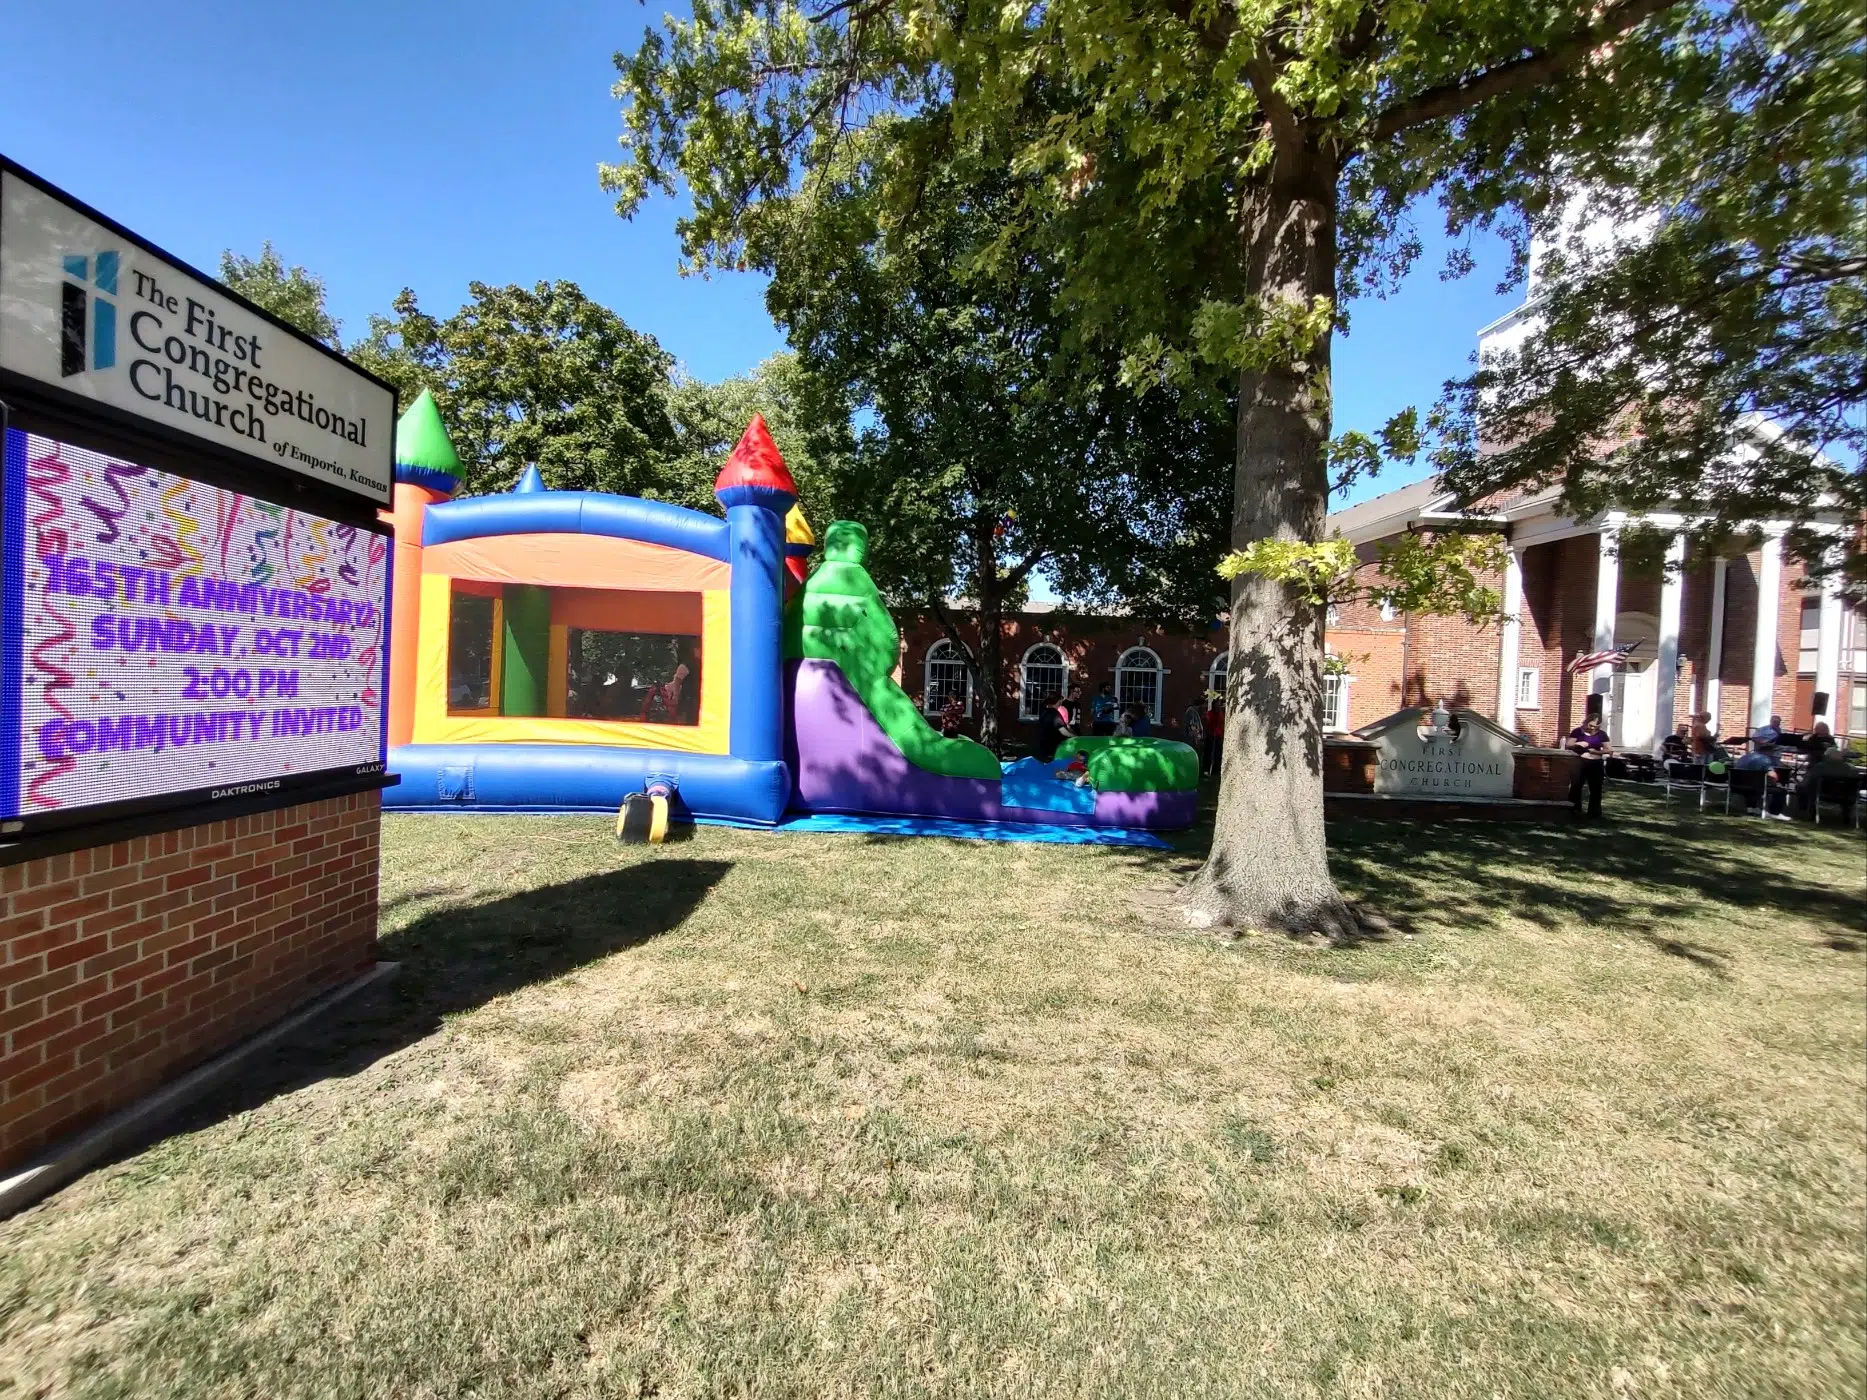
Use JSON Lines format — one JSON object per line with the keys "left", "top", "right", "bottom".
{"left": 1567, "top": 714, "right": 1609, "bottom": 819}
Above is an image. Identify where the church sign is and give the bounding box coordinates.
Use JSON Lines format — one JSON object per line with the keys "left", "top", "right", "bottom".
{"left": 0, "top": 160, "right": 395, "bottom": 507}
{"left": 1359, "top": 706, "right": 1518, "bottom": 799}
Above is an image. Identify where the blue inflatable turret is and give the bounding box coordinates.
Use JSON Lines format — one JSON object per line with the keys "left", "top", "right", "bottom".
{"left": 713, "top": 415, "right": 796, "bottom": 764}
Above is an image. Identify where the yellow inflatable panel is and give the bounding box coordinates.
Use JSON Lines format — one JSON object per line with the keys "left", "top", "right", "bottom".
{"left": 412, "top": 574, "right": 733, "bottom": 755}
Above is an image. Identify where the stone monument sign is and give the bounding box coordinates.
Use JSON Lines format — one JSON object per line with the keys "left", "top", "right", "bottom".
{"left": 1358, "top": 705, "right": 1519, "bottom": 799}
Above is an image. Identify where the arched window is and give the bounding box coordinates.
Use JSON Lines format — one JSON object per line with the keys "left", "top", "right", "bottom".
{"left": 923, "top": 639, "right": 972, "bottom": 716}
{"left": 1019, "top": 643, "right": 1070, "bottom": 720}
{"left": 1206, "top": 652, "right": 1229, "bottom": 700}
{"left": 1115, "top": 646, "right": 1166, "bottom": 723}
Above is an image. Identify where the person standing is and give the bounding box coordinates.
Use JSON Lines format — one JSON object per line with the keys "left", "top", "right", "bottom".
{"left": 1033, "top": 691, "right": 1073, "bottom": 761}
{"left": 1567, "top": 713, "right": 1610, "bottom": 819}
{"left": 1091, "top": 683, "right": 1119, "bottom": 735}
{"left": 1202, "top": 692, "right": 1225, "bottom": 777}
{"left": 938, "top": 693, "right": 963, "bottom": 739}
{"left": 1180, "top": 698, "right": 1206, "bottom": 750}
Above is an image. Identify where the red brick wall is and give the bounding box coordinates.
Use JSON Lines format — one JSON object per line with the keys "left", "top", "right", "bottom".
{"left": 1326, "top": 572, "right": 1407, "bottom": 729}
{"left": 1775, "top": 560, "right": 1811, "bottom": 724}
{"left": 898, "top": 613, "right": 1229, "bottom": 743}
{"left": 1399, "top": 607, "right": 1504, "bottom": 717}
{"left": 1, "top": 791, "right": 381, "bottom": 1173}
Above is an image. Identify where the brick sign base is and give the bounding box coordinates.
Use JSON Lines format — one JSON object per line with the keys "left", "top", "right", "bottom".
{"left": 1, "top": 791, "right": 381, "bottom": 1174}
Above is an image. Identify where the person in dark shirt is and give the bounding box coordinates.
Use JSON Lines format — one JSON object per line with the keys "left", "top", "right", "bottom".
{"left": 1794, "top": 748, "right": 1861, "bottom": 821}
{"left": 1091, "top": 683, "right": 1119, "bottom": 735}
{"left": 1801, "top": 721, "right": 1836, "bottom": 761}
{"left": 1567, "top": 714, "right": 1610, "bottom": 819}
{"left": 1202, "top": 694, "right": 1225, "bottom": 777}
{"left": 1033, "top": 691, "right": 1074, "bottom": 761}
{"left": 938, "top": 693, "right": 963, "bottom": 739}
{"left": 1660, "top": 724, "right": 1691, "bottom": 763}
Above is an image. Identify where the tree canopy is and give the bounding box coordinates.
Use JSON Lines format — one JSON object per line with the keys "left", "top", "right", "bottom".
{"left": 761, "top": 155, "right": 1234, "bottom": 744}
{"left": 350, "top": 281, "right": 681, "bottom": 498}
{"left": 603, "top": 0, "right": 1851, "bottom": 936}
{"left": 218, "top": 243, "right": 342, "bottom": 346}
{"left": 666, "top": 351, "right": 855, "bottom": 520}
{"left": 1431, "top": 0, "right": 1864, "bottom": 585}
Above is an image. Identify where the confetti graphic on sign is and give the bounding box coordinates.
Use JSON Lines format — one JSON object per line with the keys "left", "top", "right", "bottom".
{"left": 79, "top": 460, "right": 148, "bottom": 545}
{"left": 3, "top": 432, "right": 390, "bottom": 821}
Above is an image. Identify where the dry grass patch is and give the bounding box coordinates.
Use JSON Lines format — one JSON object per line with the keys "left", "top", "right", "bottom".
{"left": 1, "top": 789, "right": 1862, "bottom": 1398}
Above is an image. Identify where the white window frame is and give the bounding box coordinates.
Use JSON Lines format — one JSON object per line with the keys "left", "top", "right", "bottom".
{"left": 1379, "top": 600, "right": 1398, "bottom": 623}
{"left": 1018, "top": 643, "right": 1070, "bottom": 721}
{"left": 1206, "top": 652, "right": 1229, "bottom": 699}
{"left": 1845, "top": 606, "right": 1867, "bottom": 675}
{"left": 1797, "top": 596, "right": 1820, "bottom": 674}
{"left": 1515, "top": 666, "right": 1540, "bottom": 710}
{"left": 923, "top": 639, "right": 973, "bottom": 717}
{"left": 1115, "top": 646, "right": 1166, "bottom": 724}
{"left": 1322, "top": 671, "right": 1353, "bottom": 733}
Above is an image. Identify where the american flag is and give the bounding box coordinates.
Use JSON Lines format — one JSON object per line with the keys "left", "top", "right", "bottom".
{"left": 1567, "top": 639, "right": 1644, "bottom": 675}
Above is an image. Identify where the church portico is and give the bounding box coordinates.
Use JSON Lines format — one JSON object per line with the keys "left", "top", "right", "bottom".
{"left": 1330, "top": 483, "right": 1860, "bottom": 752}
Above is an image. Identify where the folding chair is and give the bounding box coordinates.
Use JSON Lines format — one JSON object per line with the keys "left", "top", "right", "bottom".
{"left": 1810, "top": 775, "right": 1861, "bottom": 827}
{"left": 1662, "top": 760, "right": 1705, "bottom": 806}
{"left": 1700, "top": 763, "right": 1731, "bottom": 812}
{"left": 1724, "top": 767, "right": 1770, "bottom": 818}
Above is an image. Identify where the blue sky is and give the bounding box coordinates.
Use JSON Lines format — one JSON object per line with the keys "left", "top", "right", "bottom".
{"left": 2, "top": 0, "right": 1527, "bottom": 514}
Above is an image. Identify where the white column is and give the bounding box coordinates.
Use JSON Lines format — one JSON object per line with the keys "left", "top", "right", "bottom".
{"left": 1496, "top": 546, "right": 1524, "bottom": 734}
{"left": 1651, "top": 534, "right": 1685, "bottom": 753}
{"left": 1705, "top": 556, "right": 1728, "bottom": 727}
{"left": 1814, "top": 555, "right": 1844, "bottom": 720}
{"left": 1749, "top": 529, "right": 1784, "bottom": 730}
{"left": 1592, "top": 528, "right": 1621, "bottom": 731}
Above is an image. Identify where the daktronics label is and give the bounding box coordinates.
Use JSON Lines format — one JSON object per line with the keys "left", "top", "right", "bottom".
{"left": 1, "top": 430, "right": 390, "bottom": 826}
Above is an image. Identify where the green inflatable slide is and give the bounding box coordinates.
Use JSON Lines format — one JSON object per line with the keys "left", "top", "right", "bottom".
{"left": 783, "top": 521, "right": 1001, "bottom": 780}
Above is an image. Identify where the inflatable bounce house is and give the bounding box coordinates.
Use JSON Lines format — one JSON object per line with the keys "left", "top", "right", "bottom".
{"left": 380, "top": 393, "right": 1196, "bottom": 833}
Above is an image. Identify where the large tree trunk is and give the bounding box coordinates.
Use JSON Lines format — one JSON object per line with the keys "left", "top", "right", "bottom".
{"left": 1181, "top": 154, "right": 1356, "bottom": 939}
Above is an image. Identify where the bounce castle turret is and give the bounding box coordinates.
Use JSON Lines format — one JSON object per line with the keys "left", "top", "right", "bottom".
{"left": 384, "top": 391, "right": 462, "bottom": 749}
{"left": 379, "top": 399, "right": 1195, "bottom": 830}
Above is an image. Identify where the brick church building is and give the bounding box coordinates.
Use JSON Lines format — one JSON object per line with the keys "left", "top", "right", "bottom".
{"left": 1327, "top": 474, "right": 1865, "bottom": 749}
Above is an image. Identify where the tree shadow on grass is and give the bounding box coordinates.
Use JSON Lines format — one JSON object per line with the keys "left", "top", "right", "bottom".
{"left": 1104, "top": 782, "right": 1863, "bottom": 952}
{"left": 99, "top": 858, "right": 734, "bottom": 1168}
{"left": 1321, "top": 805, "right": 1863, "bottom": 943}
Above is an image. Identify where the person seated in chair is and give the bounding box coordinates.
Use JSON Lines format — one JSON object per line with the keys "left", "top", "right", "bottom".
{"left": 1793, "top": 748, "right": 1861, "bottom": 821}
{"left": 1660, "top": 723, "right": 1691, "bottom": 763}
{"left": 1733, "top": 746, "right": 1790, "bottom": 819}
{"left": 1800, "top": 721, "right": 1837, "bottom": 761}
{"left": 1752, "top": 713, "right": 1785, "bottom": 752}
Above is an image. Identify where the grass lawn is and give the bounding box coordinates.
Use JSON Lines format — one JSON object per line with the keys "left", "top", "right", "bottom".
{"left": 2, "top": 788, "right": 1863, "bottom": 1398}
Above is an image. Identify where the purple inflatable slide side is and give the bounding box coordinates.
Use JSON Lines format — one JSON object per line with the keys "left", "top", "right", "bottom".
{"left": 785, "top": 659, "right": 1197, "bottom": 830}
